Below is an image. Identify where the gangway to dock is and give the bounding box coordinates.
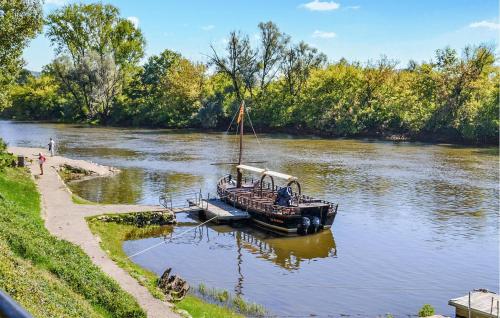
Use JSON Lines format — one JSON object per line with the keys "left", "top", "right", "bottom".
{"left": 160, "top": 192, "right": 250, "bottom": 224}
{"left": 192, "top": 198, "right": 250, "bottom": 224}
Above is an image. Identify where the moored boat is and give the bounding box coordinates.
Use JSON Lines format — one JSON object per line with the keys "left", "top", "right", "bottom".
{"left": 217, "top": 102, "right": 338, "bottom": 235}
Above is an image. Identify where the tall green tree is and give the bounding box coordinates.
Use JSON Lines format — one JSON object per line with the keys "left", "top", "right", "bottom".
{"left": 257, "top": 21, "right": 289, "bottom": 92}
{"left": 0, "top": 0, "right": 43, "bottom": 109}
{"left": 280, "top": 41, "right": 327, "bottom": 97}
{"left": 209, "top": 31, "right": 258, "bottom": 102}
{"left": 46, "top": 3, "right": 145, "bottom": 122}
{"left": 133, "top": 49, "right": 205, "bottom": 127}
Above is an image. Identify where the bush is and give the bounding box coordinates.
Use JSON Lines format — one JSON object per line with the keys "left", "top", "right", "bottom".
{"left": 0, "top": 139, "right": 14, "bottom": 170}
{"left": 418, "top": 304, "right": 435, "bottom": 317}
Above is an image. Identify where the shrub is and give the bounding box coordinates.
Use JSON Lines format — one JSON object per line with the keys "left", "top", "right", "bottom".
{"left": 418, "top": 304, "right": 435, "bottom": 317}
{"left": 0, "top": 139, "right": 14, "bottom": 171}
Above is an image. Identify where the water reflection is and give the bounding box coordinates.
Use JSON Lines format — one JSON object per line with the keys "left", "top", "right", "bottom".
{"left": 69, "top": 168, "right": 145, "bottom": 203}
{"left": 124, "top": 219, "right": 337, "bottom": 300}
{"left": 173, "top": 221, "right": 337, "bottom": 271}
{"left": 69, "top": 169, "right": 203, "bottom": 204}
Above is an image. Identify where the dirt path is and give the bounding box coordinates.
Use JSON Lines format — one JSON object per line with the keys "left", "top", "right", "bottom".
{"left": 9, "top": 147, "right": 180, "bottom": 318}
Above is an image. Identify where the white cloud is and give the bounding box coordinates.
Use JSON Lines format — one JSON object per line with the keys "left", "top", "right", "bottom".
{"left": 345, "top": 5, "right": 360, "bottom": 10}
{"left": 45, "top": 0, "right": 68, "bottom": 5}
{"left": 127, "top": 16, "right": 139, "bottom": 28}
{"left": 312, "top": 30, "right": 336, "bottom": 38}
{"left": 201, "top": 25, "right": 215, "bottom": 31}
{"left": 301, "top": 0, "right": 340, "bottom": 11}
{"left": 469, "top": 20, "right": 500, "bottom": 30}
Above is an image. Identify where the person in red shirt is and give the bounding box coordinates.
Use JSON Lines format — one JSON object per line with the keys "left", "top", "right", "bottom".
{"left": 38, "top": 153, "right": 46, "bottom": 175}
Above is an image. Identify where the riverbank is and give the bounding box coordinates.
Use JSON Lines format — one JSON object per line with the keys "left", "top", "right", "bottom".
{"left": 0, "top": 166, "right": 145, "bottom": 317}
{"left": 3, "top": 119, "right": 498, "bottom": 146}
{"left": 8, "top": 146, "right": 180, "bottom": 318}
{"left": 7, "top": 146, "right": 246, "bottom": 318}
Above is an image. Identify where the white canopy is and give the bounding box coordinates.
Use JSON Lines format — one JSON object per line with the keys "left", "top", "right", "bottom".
{"left": 236, "top": 165, "right": 298, "bottom": 182}
{"left": 236, "top": 164, "right": 266, "bottom": 174}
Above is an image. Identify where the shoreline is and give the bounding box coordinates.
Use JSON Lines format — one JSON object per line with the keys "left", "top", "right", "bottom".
{"left": 8, "top": 146, "right": 249, "bottom": 318}
{"left": 9, "top": 146, "right": 181, "bottom": 318}
{"left": 3, "top": 119, "right": 498, "bottom": 147}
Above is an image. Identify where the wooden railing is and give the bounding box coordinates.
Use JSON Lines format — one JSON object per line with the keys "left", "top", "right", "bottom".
{"left": 218, "top": 175, "right": 337, "bottom": 215}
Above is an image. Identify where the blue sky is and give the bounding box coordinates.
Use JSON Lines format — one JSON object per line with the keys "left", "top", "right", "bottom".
{"left": 24, "top": 0, "right": 499, "bottom": 71}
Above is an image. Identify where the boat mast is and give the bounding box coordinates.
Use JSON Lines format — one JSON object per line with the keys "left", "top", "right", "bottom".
{"left": 236, "top": 101, "right": 244, "bottom": 188}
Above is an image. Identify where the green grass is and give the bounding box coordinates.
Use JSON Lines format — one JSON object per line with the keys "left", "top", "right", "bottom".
{"left": 72, "top": 193, "right": 99, "bottom": 204}
{"left": 87, "top": 218, "right": 249, "bottom": 318}
{"left": 0, "top": 167, "right": 145, "bottom": 318}
{"left": 87, "top": 220, "right": 169, "bottom": 300}
{"left": 196, "top": 283, "right": 266, "bottom": 317}
{"left": 176, "top": 295, "right": 242, "bottom": 318}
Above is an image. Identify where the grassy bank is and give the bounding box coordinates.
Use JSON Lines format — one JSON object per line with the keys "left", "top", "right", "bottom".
{"left": 87, "top": 219, "right": 256, "bottom": 318}
{"left": 0, "top": 167, "right": 145, "bottom": 317}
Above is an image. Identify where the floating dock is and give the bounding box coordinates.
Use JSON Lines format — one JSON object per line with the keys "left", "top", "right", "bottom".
{"left": 188, "top": 198, "right": 250, "bottom": 223}
{"left": 449, "top": 290, "right": 499, "bottom": 318}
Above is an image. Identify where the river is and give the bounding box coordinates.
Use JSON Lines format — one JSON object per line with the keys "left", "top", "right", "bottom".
{"left": 1, "top": 120, "right": 498, "bottom": 317}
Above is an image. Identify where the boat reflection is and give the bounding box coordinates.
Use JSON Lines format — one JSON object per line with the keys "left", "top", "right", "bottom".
{"left": 174, "top": 219, "right": 337, "bottom": 271}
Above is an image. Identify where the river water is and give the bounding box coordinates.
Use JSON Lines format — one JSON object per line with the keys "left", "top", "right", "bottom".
{"left": 1, "top": 120, "right": 498, "bottom": 317}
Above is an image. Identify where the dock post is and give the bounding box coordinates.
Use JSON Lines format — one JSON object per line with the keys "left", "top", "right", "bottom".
{"left": 491, "top": 297, "right": 494, "bottom": 315}
{"left": 468, "top": 292, "right": 471, "bottom": 318}
{"left": 497, "top": 299, "right": 499, "bottom": 318}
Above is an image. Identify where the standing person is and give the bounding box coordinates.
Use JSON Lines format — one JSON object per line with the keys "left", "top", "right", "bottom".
{"left": 38, "top": 153, "right": 46, "bottom": 175}
{"left": 48, "top": 137, "right": 55, "bottom": 157}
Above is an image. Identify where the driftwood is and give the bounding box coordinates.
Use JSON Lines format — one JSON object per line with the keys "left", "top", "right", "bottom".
{"left": 158, "top": 268, "right": 190, "bottom": 301}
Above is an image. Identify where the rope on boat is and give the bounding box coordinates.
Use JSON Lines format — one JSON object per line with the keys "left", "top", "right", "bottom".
{"left": 245, "top": 105, "right": 267, "bottom": 162}
{"left": 226, "top": 105, "right": 240, "bottom": 133}
{"left": 127, "top": 216, "right": 218, "bottom": 259}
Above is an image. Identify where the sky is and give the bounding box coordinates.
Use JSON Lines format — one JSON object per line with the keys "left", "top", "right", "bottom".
{"left": 24, "top": 0, "right": 499, "bottom": 71}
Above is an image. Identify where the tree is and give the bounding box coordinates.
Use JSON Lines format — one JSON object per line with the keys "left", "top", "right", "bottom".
{"left": 209, "top": 31, "right": 258, "bottom": 102}
{"left": 359, "top": 55, "right": 398, "bottom": 132}
{"left": 257, "top": 21, "right": 289, "bottom": 91}
{"left": 428, "top": 45, "right": 496, "bottom": 138}
{"left": 280, "top": 41, "right": 327, "bottom": 96}
{"left": 137, "top": 49, "right": 205, "bottom": 127}
{"left": 0, "top": 0, "right": 43, "bottom": 109}
{"left": 46, "top": 3, "right": 145, "bottom": 122}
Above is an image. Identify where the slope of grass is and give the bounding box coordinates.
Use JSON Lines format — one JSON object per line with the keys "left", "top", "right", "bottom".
{"left": 87, "top": 220, "right": 168, "bottom": 300}
{"left": 0, "top": 167, "right": 145, "bottom": 318}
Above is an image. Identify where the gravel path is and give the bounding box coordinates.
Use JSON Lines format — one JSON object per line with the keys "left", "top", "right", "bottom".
{"left": 9, "top": 147, "right": 181, "bottom": 318}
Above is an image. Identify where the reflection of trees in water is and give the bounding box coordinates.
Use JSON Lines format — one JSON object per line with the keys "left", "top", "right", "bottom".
{"left": 124, "top": 225, "right": 174, "bottom": 241}
{"left": 414, "top": 179, "right": 494, "bottom": 238}
{"left": 146, "top": 171, "right": 203, "bottom": 205}
{"left": 70, "top": 169, "right": 203, "bottom": 204}
{"left": 70, "top": 168, "right": 145, "bottom": 203}
{"left": 66, "top": 146, "right": 141, "bottom": 158}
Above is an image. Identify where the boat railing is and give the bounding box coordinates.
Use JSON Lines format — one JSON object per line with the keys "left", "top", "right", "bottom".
{"left": 218, "top": 178, "right": 337, "bottom": 215}
{"left": 160, "top": 191, "right": 203, "bottom": 209}
{"left": 223, "top": 188, "right": 300, "bottom": 215}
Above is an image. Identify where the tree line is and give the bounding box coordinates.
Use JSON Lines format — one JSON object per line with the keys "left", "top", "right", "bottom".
{"left": 0, "top": 1, "right": 498, "bottom": 144}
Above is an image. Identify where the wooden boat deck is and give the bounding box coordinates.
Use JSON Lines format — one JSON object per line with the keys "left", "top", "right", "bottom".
{"left": 189, "top": 198, "right": 250, "bottom": 223}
